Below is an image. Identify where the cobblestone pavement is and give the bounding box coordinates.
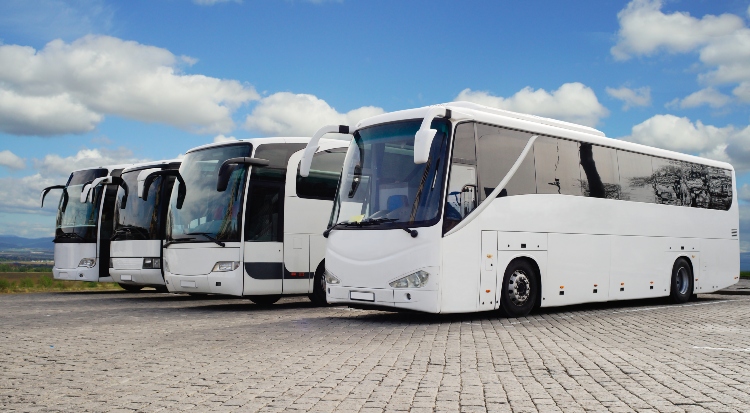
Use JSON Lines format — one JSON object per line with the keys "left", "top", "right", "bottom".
{"left": 1, "top": 291, "right": 750, "bottom": 413}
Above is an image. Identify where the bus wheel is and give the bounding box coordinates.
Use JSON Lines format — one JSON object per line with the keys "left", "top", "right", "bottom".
{"left": 118, "top": 283, "right": 143, "bottom": 292}
{"left": 500, "top": 260, "right": 538, "bottom": 318}
{"left": 308, "top": 263, "right": 328, "bottom": 306}
{"left": 248, "top": 295, "right": 281, "bottom": 306}
{"left": 669, "top": 258, "right": 693, "bottom": 304}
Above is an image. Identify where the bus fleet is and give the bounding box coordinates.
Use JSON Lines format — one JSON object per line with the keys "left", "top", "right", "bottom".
{"left": 41, "top": 101, "right": 739, "bottom": 316}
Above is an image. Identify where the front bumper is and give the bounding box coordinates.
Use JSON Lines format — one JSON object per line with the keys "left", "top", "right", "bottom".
{"left": 327, "top": 285, "right": 439, "bottom": 313}
{"left": 165, "top": 267, "right": 243, "bottom": 296}
{"left": 53, "top": 266, "right": 100, "bottom": 282}
{"left": 110, "top": 268, "right": 164, "bottom": 286}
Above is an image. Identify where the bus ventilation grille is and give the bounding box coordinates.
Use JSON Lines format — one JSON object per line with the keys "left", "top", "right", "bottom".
{"left": 731, "top": 229, "right": 738, "bottom": 237}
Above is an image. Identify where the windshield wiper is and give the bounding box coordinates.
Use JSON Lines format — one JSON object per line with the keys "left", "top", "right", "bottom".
{"left": 164, "top": 237, "right": 195, "bottom": 248}
{"left": 56, "top": 232, "right": 85, "bottom": 241}
{"left": 186, "top": 232, "right": 226, "bottom": 247}
{"left": 111, "top": 225, "right": 149, "bottom": 240}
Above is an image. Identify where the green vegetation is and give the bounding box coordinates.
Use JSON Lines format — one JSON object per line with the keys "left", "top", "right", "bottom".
{"left": 0, "top": 261, "right": 54, "bottom": 272}
{"left": 0, "top": 272, "right": 122, "bottom": 294}
{"left": 741, "top": 272, "right": 750, "bottom": 279}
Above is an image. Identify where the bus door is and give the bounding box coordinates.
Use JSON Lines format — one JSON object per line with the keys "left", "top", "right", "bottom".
{"left": 243, "top": 181, "right": 285, "bottom": 295}
{"left": 480, "top": 231, "right": 498, "bottom": 311}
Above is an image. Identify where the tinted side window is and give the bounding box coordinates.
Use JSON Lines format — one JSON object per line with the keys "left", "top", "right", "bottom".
{"left": 617, "top": 150, "right": 655, "bottom": 203}
{"left": 579, "top": 144, "right": 620, "bottom": 199}
{"left": 681, "top": 162, "right": 711, "bottom": 208}
{"left": 252, "top": 143, "right": 307, "bottom": 182}
{"left": 708, "top": 167, "right": 732, "bottom": 210}
{"left": 476, "top": 124, "right": 536, "bottom": 200}
{"left": 534, "top": 136, "right": 581, "bottom": 196}
{"left": 444, "top": 122, "right": 478, "bottom": 233}
{"left": 245, "top": 183, "right": 283, "bottom": 242}
{"left": 296, "top": 148, "right": 346, "bottom": 200}
{"left": 651, "top": 158, "right": 685, "bottom": 206}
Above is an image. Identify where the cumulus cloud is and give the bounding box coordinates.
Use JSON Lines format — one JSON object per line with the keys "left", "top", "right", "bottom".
{"left": 621, "top": 114, "right": 750, "bottom": 171}
{"left": 611, "top": 0, "right": 743, "bottom": 60}
{"left": 670, "top": 87, "right": 733, "bottom": 109}
{"left": 244, "top": 92, "right": 384, "bottom": 136}
{"left": 605, "top": 86, "right": 651, "bottom": 110}
{"left": 0, "top": 150, "right": 25, "bottom": 170}
{"left": 612, "top": 0, "right": 750, "bottom": 107}
{"left": 456, "top": 83, "right": 609, "bottom": 127}
{"left": 0, "top": 35, "right": 259, "bottom": 136}
{"left": 213, "top": 134, "right": 238, "bottom": 143}
{"left": 0, "top": 146, "right": 149, "bottom": 216}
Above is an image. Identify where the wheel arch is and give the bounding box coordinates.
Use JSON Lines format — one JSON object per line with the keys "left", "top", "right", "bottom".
{"left": 675, "top": 255, "right": 696, "bottom": 293}
{"left": 503, "top": 255, "right": 543, "bottom": 309}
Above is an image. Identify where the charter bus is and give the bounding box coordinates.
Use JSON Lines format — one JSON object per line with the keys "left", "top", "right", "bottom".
{"left": 158, "top": 137, "right": 348, "bottom": 305}
{"left": 83, "top": 160, "right": 181, "bottom": 292}
{"left": 40, "top": 164, "right": 132, "bottom": 283}
{"left": 299, "top": 101, "right": 739, "bottom": 316}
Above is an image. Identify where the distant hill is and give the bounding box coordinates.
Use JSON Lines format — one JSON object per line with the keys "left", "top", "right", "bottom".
{"left": 0, "top": 235, "right": 54, "bottom": 251}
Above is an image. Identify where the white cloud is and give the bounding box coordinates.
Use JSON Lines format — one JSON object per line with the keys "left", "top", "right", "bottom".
{"left": 739, "top": 183, "right": 750, "bottom": 202}
{"left": 213, "top": 134, "right": 238, "bottom": 143}
{"left": 0, "top": 0, "right": 115, "bottom": 42}
{"left": 0, "top": 35, "right": 259, "bottom": 136}
{"left": 611, "top": 0, "right": 743, "bottom": 60}
{"left": 0, "top": 146, "right": 149, "bottom": 218}
{"left": 621, "top": 114, "right": 750, "bottom": 171}
{"left": 244, "top": 92, "right": 384, "bottom": 136}
{"left": 605, "top": 86, "right": 651, "bottom": 110}
{"left": 676, "top": 87, "right": 732, "bottom": 109}
{"left": 0, "top": 150, "right": 25, "bottom": 170}
{"left": 612, "top": 0, "right": 750, "bottom": 108}
{"left": 456, "top": 82, "right": 609, "bottom": 127}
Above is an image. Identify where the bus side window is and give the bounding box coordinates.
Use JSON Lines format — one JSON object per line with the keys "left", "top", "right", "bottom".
{"left": 445, "top": 122, "right": 478, "bottom": 228}
{"left": 617, "top": 150, "right": 656, "bottom": 203}
{"left": 476, "top": 124, "right": 535, "bottom": 201}
{"left": 708, "top": 167, "right": 732, "bottom": 211}
{"left": 579, "top": 144, "right": 620, "bottom": 199}
{"left": 296, "top": 148, "right": 347, "bottom": 200}
{"left": 534, "top": 136, "right": 581, "bottom": 196}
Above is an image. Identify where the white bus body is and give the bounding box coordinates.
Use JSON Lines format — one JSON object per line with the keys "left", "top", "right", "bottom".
{"left": 40, "top": 165, "right": 132, "bottom": 283}
{"left": 105, "top": 160, "right": 181, "bottom": 292}
{"left": 301, "top": 102, "right": 739, "bottom": 315}
{"left": 162, "top": 137, "right": 348, "bottom": 304}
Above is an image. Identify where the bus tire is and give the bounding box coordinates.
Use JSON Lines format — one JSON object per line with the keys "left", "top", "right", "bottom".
{"left": 118, "top": 283, "right": 143, "bottom": 292}
{"left": 155, "top": 285, "right": 169, "bottom": 293}
{"left": 500, "top": 259, "right": 538, "bottom": 318}
{"left": 308, "top": 261, "right": 328, "bottom": 306}
{"left": 669, "top": 258, "right": 693, "bottom": 304}
{"left": 248, "top": 295, "right": 281, "bottom": 306}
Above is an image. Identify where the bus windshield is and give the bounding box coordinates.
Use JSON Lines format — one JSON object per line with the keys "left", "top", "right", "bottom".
{"left": 167, "top": 144, "right": 251, "bottom": 243}
{"left": 329, "top": 119, "right": 451, "bottom": 230}
{"left": 112, "top": 170, "right": 163, "bottom": 241}
{"left": 55, "top": 168, "right": 108, "bottom": 242}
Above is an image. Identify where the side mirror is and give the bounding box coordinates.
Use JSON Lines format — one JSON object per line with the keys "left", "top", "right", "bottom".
{"left": 137, "top": 168, "right": 162, "bottom": 199}
{"left": 414, "top": 107, "right": 472, "bottom": 164}
{"left": 143, "top": 170, "right": 186, "bottom": 209}
{"left": 300, "top": 125, "right": 351, "bottom": 177}
{"left": 119, "top": 180, "right": 130, "bottom": 209}
{"left": 216, "top": 157, "right": 270, "bottom": 192}
{"left": 40, "top": 185, "right": 65, "bottom": 208}
{"left": 80, "top": 183, "right": 93, "bottom": 203}
{"left": 80, "top": 176, "right": 113, "bottom": 203}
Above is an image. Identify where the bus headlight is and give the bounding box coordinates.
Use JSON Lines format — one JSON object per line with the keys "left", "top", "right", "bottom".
{"left": 324, "top": 271, "right": 340, "bottom": 285}
{"left": 389, "top": 270, "right": 429, "bottom": 288}
{"left": 212, "top": 261, "right": 239, "bottom": 272}
{"left": 142, "top": 258, "right": 161, "bottom": 269}
{"left": 78, "top": 258, "right": 96, "bottom": 268}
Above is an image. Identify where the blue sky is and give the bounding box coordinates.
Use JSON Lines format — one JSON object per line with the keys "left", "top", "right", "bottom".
{"left": 1, "top": 0, "right": 750, "bottom": 265}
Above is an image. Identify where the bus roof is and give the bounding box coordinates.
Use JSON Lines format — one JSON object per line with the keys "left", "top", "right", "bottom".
{"left": 68, "top": 164, "right": 134, "bottom": 175}
{"left": 355, "top": 102, "right": 734, "bottom": 171}
{"left": 184, "top": 137, "right": 348, "bottom": 155}
{"left": 121, "top": 159, "right": 181, "bottom": 174}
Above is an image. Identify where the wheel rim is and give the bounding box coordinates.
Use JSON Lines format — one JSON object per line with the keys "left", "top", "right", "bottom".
{"left": 508, "top": 270, "right": 531, "bottom": 307}
{"left": 676, "top": 266, "right": 690, "bottom": 295}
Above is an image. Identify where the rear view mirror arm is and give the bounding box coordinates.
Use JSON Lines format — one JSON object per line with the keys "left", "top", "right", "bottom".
{"left": 40, "top": 185, "right": 66, "bottom": 208}
{"left": 216, "top": 157, "right": 270, "bottom": 192}
{"left": 143, "top": 170, "right": 186, "bottom": 209}
{"left": 300, "top": 125, "right": 352, "bottom": 177}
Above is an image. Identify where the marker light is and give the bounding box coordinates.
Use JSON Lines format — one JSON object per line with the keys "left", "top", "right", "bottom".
{"left": 142, "top": 258, "right": 161, "bottom": 269}
{"left": 324, "top": 270, "right": 340, "bottom": 285}
{"left": 78, "top": 258, "right": 96, "bottom": 268}
{"left": 212, "top": 261, "right": 239, "bottom": 272}
{"left": 389, "top": 270, "right": 429, "bottom": 288}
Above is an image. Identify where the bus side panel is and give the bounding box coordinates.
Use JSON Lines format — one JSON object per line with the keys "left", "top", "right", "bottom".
{"left": 309, "top": 234, "right": 327, "bottom": 291}
{"left": 441, "top": 224, "right": 481, "bottom": 313}
{"left": 610, "top": 236, "right": 669, "bottom": 300}
{"left": 544, "top": 233, "right": 611, "bottom": 307}
{"left": 243, "top": 242, "right": 283, "bottom": 295}
{"left": 700, "top": 238, "right": 740, "bottom": 293}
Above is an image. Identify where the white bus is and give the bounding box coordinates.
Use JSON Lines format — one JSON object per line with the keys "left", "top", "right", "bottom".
{"left": 300, "top": 102, "right": 739, "bottom": 316}
{"left": 40, "top": 165, "right": 132, "bottom": 283}
{"left": 88, "top": 160, "right": 181, "bottom": 292}
{"left": 159, "top": 137, "right": 348, "bottom": 305}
